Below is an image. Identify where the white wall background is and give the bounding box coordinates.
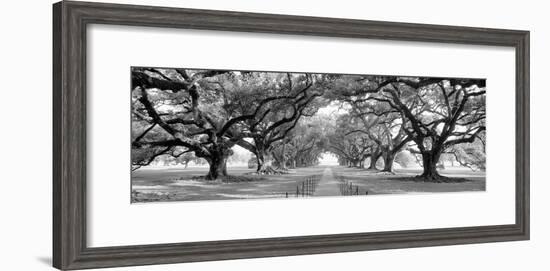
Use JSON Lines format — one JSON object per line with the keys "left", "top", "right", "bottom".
{"left": 0, "top": 0, "right": 546, "bottom": 270}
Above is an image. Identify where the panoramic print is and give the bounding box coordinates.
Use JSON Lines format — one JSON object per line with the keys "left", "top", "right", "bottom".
{"left": 131, "top": 67, "right": 486, "bottom": 202}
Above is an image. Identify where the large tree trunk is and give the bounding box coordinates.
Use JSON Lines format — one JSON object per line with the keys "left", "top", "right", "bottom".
{"left": 368, "top": 153, "right": 380, "bottom": 170}
{"left": 279, "top": 157, "right": 287, "bottom": 170}
{"left": 256, "top": 149, "right": 284, "bottom": 174}
{"left": 256, "top": 152, "right": 274, "bottom": 172}
{"left": 419, "top": 150, "right": 442, "bottom": 181}
{"left": 206, "top": 155, "right": 228, "bottom": 180}
{"left": 277, "top": 143, "right": 287, "bottom": 170}
{"left": 286, "top": 158, "right": 294, "bottom": 169}
{"left": 381, "top": 152, "right": 396, "bottom": 172}
{"left": 281, "top": 144, "right": 287, "bottom": 170}
{"left": 256, "top": 151, "right": 265, "bottom": 172}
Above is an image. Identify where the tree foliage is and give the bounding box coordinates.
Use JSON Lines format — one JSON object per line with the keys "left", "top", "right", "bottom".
{"left": 132, "top": 68, "right": 323, "bottom": 179}
{"left": 132, "top": 69, "right": 486, "bottom": 182}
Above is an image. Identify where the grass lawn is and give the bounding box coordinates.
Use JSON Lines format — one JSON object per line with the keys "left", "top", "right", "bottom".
{"left": 131, "top": 166, "right": 324, "bottom": 202}
{"left": 332, "top": 166, "right": 485, "bottom": 195}
{"left": 131, "top": 165, "right": 485, "bottom": 203}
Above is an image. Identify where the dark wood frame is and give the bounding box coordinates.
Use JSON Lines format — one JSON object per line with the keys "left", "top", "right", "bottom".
{"left": 53, "top": 1, "right": 530, "bottom": 270}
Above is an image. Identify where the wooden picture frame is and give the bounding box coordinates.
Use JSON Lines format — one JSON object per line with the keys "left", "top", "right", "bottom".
{"left": 53, "top": 1, "right": 529, "bottom": 270}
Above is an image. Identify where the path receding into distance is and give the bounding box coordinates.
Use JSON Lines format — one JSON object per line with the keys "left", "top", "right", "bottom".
{"left": 314, "top": 167, "right": 341, "bottom": 196}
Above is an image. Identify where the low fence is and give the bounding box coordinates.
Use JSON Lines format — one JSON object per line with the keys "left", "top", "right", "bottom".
{"left": 285, "top": 175, "right": 321, "bottom": 198}
{"left": 282, "top": 175, "right": 368, "bottom": 198}
{"left": 337, "top": 176, "right": 369, "bottom": 196}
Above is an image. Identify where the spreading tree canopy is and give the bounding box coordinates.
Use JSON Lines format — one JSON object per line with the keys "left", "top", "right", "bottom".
{"left": 132, "top": 69, "right": 486, "bottom": 182}
{"left": 131, "top": 68, "right": 323, "bottom": 179}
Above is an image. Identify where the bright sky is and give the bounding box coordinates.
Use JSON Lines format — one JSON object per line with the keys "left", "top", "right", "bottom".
{"left": 318, "top": 152, "right": 339, "bottom": 165}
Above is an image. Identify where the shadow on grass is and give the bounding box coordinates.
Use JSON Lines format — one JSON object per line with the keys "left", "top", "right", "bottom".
{"left": 188, "top": 175, "right": 267, "bottom": 183}
{"left": 391, "top": 175, "right": 473, "bottom": 183}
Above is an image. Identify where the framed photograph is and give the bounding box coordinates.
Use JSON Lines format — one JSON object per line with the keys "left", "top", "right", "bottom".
{"left": 53, "top": 1, "right": 529, "bottom": 270}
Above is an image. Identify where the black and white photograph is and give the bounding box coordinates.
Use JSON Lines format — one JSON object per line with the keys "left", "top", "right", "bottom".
{"left": 131, "top": 67, "right": 486, "bottom": 203}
